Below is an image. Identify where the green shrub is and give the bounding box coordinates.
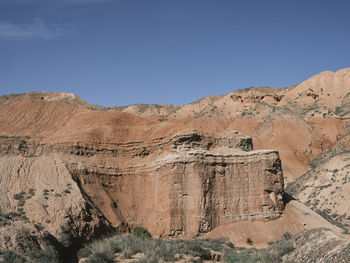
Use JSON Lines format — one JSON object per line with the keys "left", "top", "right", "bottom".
{"left": 133, "top": 226, "right": 152, "bottom": 239}
{"left": 34, "top": 223, "right": 44, "bottom": 231}
{"left": 27, "top": 245, "right": 59, "bottom": 263}
{"left": 0, "top": 250, "right": 26, "bottom": 263}
{"left": 77, "top": 247, "right": 92, "bottom": 259}
{"left": 247, "top": 238, "right": 253, "bottom": 245}
{"left": 258, "top": 249, "right": 281, "bottom": 263}
{"left": 283, "top": 232, "right": 292, "bottom": 240}
{"left": 201, "top": 237, "right": 227, "bottom": 251}
{"left": 13, "top": 192, "right": 25, "bottom": 200}
{"left": 78, "top": 235, "right": 123, "bottom": 261}
{"left": 121, "top": 246, "right": 135, "bottom": 259}
{"left": 58, "top": 227, "right": 72, "bottom": 247}
{"left": 223, "top": 249, "right": 240, "bottom": 262}
{"left": 226, "top": 241, "right": 235, "bottom": 249}
{"left": 86, "top": 252, "right": 114, "bottom": 263}
{"left": 29, "top": 189, "right": 35, "bottom": 196}
{"left": 184, "top": 242, "right": 211, "bottom": 260}
{"left": 0, "top": 212, "right": 20, "bottom": 220}
{"left": 120, "top": 236, "right": 142, "bottom": 257}
{"left": 273, "top": 240, "right": 295, "bottom": 258}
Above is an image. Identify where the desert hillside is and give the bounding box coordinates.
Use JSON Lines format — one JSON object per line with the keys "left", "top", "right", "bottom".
{"left": 0, "top": 68, "right": 349, "bottom": 262}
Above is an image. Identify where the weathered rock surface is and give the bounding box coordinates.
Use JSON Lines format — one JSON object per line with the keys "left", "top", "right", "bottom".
{"left": 284, "top": 228, "right": 350, "bottom": 263}
{"left": 287, "top": 132, "right": 350, "bottom": 231}
{"left": 1, "top": 68, "right": 350, "bottom": 258}
{"left": 206, "top": 199, "right": 343, "bottom": 247}
{"left": 116, "top": 68, "right": 350, "bottom": 182}
{"left": 0, "top": 153, "right": 111, "bottom": 254}
{"left": 0, "top": 216, "right": 53, "bottom": 253}
{"left": 0, "top": 110, "right": 285, "bottom": 251}
{"left": 68, "top": 132, "right": 284, "bottom": 238}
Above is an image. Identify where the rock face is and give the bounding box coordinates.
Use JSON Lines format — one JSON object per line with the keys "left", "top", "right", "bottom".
{"left": 69, "top": 132, "right": 284, "bottom": 238}
{"left": 115, "top": 68, "right": 350, "bottom": 182}
{"left": 1, "top": 68, "right": 350, "bottom": 256}
{"left": 287, "top": 132, "right": 350, "bottom": 230}
{"left": 0, "top": 117, "right": 284, "bottom": 254}
{"left": 0, "top": 151, "right": 111, "bottom": 254}
{"left": 157, "top": 149, "right": 283, "bottom": 237}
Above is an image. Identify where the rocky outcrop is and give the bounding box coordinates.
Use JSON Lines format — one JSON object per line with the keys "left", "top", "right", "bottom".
{"left": 0, "top": 115, "right": 284, "bottom": 255}
{"left": 155, "top": 149, "right": 283, "bottom": 237}
{"left": 230, "top": 94, "right": 284, "bottom": 104}
{"left": 286, "top": 132, "right": 350, "bottom": 231}
{"left": 67, "top": 131, "right": 284, "bottom": 238}
{"left": 0, "top": 154, "right": 111, "bottom": 255}
{"left": 2, "top": 67, "right": 350, "bottom": 257}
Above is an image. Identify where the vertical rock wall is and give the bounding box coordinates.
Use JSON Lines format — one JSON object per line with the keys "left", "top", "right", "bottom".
{"left": 70, "top": 132, "right": 284, "bottom": 238}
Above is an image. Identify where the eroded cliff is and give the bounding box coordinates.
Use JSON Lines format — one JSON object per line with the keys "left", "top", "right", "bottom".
{"left": 66, "top": 132, "right": 284, "bottom": 238}
{"left": 0, "top": 116, "right": 285, "bottom": 257}
{"left": 1, "top": 68, "right": 350, "bottom": 259}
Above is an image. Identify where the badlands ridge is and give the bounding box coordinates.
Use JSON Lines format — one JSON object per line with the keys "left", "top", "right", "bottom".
{"left": 0, "top": 68, "right": 350, "bottom": 261}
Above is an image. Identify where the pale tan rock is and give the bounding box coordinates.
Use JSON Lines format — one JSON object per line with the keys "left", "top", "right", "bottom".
{"left": 205, "top": 200, "right": 343, "bottom": 247}
{"left": 0, "top": 154, "right": 110, "bottom": 252}
{"left": 65, "top": 131, "right": 284, "bottom": 239}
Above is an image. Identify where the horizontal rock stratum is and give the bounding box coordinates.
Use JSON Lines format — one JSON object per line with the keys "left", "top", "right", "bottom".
{"left": 68, "top": 131, "right": 284, "bottom": 238}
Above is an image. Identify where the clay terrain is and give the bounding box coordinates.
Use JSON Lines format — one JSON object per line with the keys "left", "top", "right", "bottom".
{"left": 0, "top": 68, "right": 350, "bottom": 262}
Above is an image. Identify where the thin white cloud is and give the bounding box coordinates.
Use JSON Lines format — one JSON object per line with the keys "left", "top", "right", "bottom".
{"left": 0, "top": 19, "right": 65, "bottom": 40}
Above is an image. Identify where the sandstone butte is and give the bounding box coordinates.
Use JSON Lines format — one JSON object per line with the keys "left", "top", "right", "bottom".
{"left": 0, "top": 68, "right": 349, "bottom": 258}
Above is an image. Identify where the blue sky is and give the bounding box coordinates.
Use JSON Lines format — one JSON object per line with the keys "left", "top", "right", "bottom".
{"left": 0, "top": 0, "right": 349, "bottom": 106}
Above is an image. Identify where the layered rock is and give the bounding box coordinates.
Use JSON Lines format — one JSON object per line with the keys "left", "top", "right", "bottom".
{"left": 68, "top": 131, "right": 284, "bottom": 238}
{"left": 0, "top": 113, "right": 285, "bottom": 253}
{"left": 2, "top": 67, "right": 349, "bottom": 254}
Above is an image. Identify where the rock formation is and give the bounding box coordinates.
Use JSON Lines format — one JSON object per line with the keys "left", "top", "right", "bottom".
{"left": 67, "top": 131, "right": 284, "bottom": 238}
{"left": 1, "top": 68, "right": 350, "bottom": 259}
{"left": 0, "top": 153, "right": 111, "bottom": 254}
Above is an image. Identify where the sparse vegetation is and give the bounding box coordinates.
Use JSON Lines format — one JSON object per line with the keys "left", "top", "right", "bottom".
{"left": 76, "top": 228, "right": 297, "bottom": 263}
{"left": 58, "top": 226, "right": 72, "bottom": 247}
{"left": 34, "top": 223, "right": 44, "bottom": 231}
{"left": 26, "top": 245, "right": 60, "bottom": 263}
{"left": 28, "top": 189, "right": 35, "bottom": 197}
{"left": 301, "top": 104, "right": 320, "bottom": 116}
{"left": 316, "top": 209, "right": 349, "bottom": 233}
{"left": 13, "top": 192, "right": 25, "bottom": 201}
{"left": 0, "top": 250, "right": 27, "bottom": 263}
{"left": 246, "top": 237, "right": 253, "bottom": 245}
{"left": 0, "top": 212, "right": 23, "bottom": 227}
{"left": 283, "top": 232, "right": 292, "bottom": 240}
{"left": 132, "top": 226, "right": 152, "bottom": 239}
{"left": 0, "top": 246, "right": 60, "bottom": 263}
{"left": 43, "top": 190, "right": 50, "bottom": 200}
